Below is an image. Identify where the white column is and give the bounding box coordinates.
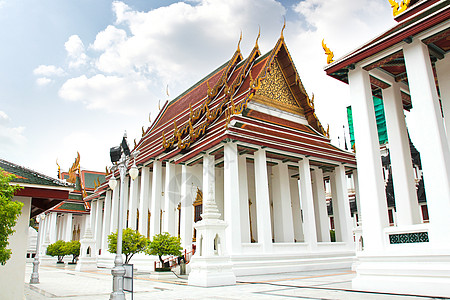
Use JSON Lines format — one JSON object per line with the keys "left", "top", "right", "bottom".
{"left": 436, "top": 53, "right": 450, "bottom": 144}
{"left": 49, "top": 212, "right": 58, "bottom": 244}
{"left": 353, "top": 170, "right": 362, "bottom": 224}
{"left": 164, "top": 162, "right": 177, "bottom": 236}
{"left": 57, "top": 215, "right": 65, "bottom": 241}
{"left": 254, "top": 149, "right": 273, "bottom": 251}
{"left": 139, "top": 166, "right": 151, "bottom": 237}
{"left": 101, "top": 190, "right": 112, "bottom": 252}
{"left": 330, "top": 165, "right": 353, "bottom": 244}
{"left": 238, "top": 155, "right": 251, "bottom": 243}
{"left": 110, "top": 185, "right": 119, "bottom": 233}
{"left": 311, "top": 167, "right": 330, "bottom": 242}
{"left": 348, "top": 66, "right": 389, "bottom": 251}
{"left": 38, "top": 215, "right": 47, "bottom": 252}
{"left": 224, "top": 143, "right": 242, "bottom": 253}
{"left": 128, "top": 175, "right": 140, "bottom": 230}
{"left": 121, "top": 176, "right": 129, "bottom": 230}
{"left": 272, "top": 162, "right": 295, "bottom": 242}
{"left": 290, "top": 177, "right": 304, "bottom": 242}
{"left": 64, "top": 213, "right": 73, "bottom": 241}
{"left": 403, "top": 40, "right": 450, "bottom": 244}
{"left": 298, "top": 158, "right": 317, "bottom": 249}
{"left": 382, "top": 83, "right": 421, "bottom": 225}
{"left": 150, "top": 160, "right": 162, "bottom": 238}
{"left": 180, "top": 165, "right": 193, "bottom": 249}
{"left": 90, "top": 201, "right": 97, "bottom": 238}
{"left": 95, "top": 199, "right": 104, "bottom": 250}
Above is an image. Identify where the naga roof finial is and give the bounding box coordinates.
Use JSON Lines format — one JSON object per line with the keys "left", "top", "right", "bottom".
{"left": 388, "top": 0, "right": 410, "bottom": 16}
{"left": 166, "top": 84, "right": 170, "bottom": 98}
{"left": 56, "top": 159, "right": 61, "bottom": 179}
{"left": 255, "top": 25, "right": 261, "bottom": 48}
{"left": 322, "top": 39, "right": 334, "bottom": 64}
{"left": 237, "top": 30, "right": 242, "bottom": 52}
{"left": 280, "top": 17, "right": 286, "bottom": 39}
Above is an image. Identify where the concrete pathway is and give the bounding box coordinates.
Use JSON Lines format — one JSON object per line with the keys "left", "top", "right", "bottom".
{"left": 24, "top": 263, "right": 440, "bottom": 299}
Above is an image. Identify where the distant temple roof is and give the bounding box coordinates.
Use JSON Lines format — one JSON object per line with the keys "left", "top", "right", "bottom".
{"left": 0, "top": 159, "right": 72, "bottom": 188}
{"left": 0, "top": 158, "right": 73, "bottom": 217}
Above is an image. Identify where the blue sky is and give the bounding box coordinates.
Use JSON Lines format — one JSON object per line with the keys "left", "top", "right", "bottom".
{"left": 0, "top": 0, "right": 395, "bottom": 176}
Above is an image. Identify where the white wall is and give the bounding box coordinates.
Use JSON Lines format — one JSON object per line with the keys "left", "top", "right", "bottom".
{"left": 0, "top": 196, "right": 31, "bottom": 300}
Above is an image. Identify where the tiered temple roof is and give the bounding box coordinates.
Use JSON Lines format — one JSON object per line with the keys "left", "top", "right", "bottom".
{"left": 125, "top": 33, "right": 355, "bottom": 172}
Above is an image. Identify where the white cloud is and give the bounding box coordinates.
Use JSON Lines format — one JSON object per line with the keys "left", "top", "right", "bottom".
{"left": 0, "top": 111, "right": 26, "bottom": 155}
{"left": 54, "top": 0, "right": 395, "bottom": 144}
{"left": 65, "top": 35, "right": 88, "bottom": 68}
{"left": 58, "top": 74, "right": 155, "bottom": 115}
{"left": 36, "top": 77, "right": 52, "bottom": 86}
{"left": 33, "top": 65, "right": 65, "bottom": 77}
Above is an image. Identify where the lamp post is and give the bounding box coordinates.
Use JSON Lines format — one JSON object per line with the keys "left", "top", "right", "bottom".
{"left": 30, "top": 214, "right": 43, "bottom": 284}
{"left": 109, "top": 132, "right": 139, "bottom": 300}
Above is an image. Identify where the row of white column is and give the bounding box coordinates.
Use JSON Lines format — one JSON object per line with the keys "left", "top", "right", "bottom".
{"left": 348, "top": 39, "right": 450, "bottom": 250}
{"left": 89, "top": 145, "right": 355, "bottom": 255}
{"left": 216, "top": 143, "right": 353, "bottom": 254}
{"left": 92, "top": 159, "right": 180, "bottom": 254}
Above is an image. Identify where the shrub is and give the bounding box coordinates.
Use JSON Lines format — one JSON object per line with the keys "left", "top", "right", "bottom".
{"left": 0, "top": 168, "right": 23, "bottom": 265}
{"left": 63, "top": 240, "right": 80, "bottom": 263}
{"left": 46, "top": 240, "right": 67, "bottom": 263}
{"left": 145, "top": 232, "right": 182, "bottom": 265}
{"left": 108, "top": 228, "right": 148, "bottom": 264}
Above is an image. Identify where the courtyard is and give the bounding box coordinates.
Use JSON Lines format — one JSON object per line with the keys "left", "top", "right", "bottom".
{"left": 24, "top": 263, "right": 442, "bottom": 300}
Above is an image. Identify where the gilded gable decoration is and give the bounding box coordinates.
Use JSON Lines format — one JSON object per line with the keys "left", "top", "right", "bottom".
{"left": 254, "top": 59, "right": 304, "bottom": 115}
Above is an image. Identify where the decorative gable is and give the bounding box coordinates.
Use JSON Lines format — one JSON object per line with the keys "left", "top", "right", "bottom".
{"left": 253, "top": 58, "right": 304, "bottom": 116}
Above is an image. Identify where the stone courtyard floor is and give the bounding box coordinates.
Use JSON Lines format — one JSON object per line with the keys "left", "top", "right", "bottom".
{"left": 24, "top": 263, "right": 443, "bottom": 299}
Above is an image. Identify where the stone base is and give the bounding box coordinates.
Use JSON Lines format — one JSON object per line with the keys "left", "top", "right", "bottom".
{"left": 353, "top": 251, "right": 450, "bottom": 298}
{"left": 188, "top": 256, "right": 236, "bottom": 287}
{"left": 75, "top": 257, "right": 98, "bottom": 271}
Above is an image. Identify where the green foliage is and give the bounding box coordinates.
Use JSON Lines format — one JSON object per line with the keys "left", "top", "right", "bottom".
{"left": 330, "top": 229, "right": 336, "bottom": 242}
{"left": 145, "top": 232, "right": 182, "bottom": 264}
{"left": 0, "top": 168, "right": 24, "bottom": 265}
{"left": 108, "top": 228, "right": 148, "bottom": 264}
{"left": 46, "top": 240, "right": 67, "bottom": 263}
{"left": 63, "top": 240, "right": 80, "bottom": 263}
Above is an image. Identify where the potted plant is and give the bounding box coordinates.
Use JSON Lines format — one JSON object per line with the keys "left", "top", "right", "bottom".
{"left": 46, "top": 240, "right": 67, "bottom": 264}
{"left": 107, "top": 228, "right": 148, "bottom": 264}
{"left": 145, "top": 232, "right": 182, "bottom": 272}
{"left": 63, "top": 240, "right": 80, "bottom": 264}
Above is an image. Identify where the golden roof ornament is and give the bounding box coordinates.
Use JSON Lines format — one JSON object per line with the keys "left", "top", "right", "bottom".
{"left": 322, "top": 39, "right": 334, "bottom": 64}
{"left": 56, "top": 159, "right": 61, "bottom": 179}
{"left": 388, "top": 0, "right": 410, "bottom": 16}
{"left": 68, "top": 152, "right": 80, "bottom": 183}
{"left": 255, "top": 26, "right": 261, "bottom": 49}
{"left": 280, "top": 17, "right": 286, "bottom": 40}
{"left": 237, "top": 31, "right": 242, "bottom": 53}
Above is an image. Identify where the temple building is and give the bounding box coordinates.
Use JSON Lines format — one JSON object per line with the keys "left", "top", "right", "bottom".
{"left": 89, "top": 30, "right": 359, "bottom": 275}
{"left": 324, "top": 0, "right": 449, "bottom": 296}
{"left": 36, "top": 153, "right": 106, "bottom": 259}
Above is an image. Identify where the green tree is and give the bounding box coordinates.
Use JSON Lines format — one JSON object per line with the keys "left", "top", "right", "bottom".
{"left": 0, "top": 168, "right": 24, "bottom": 265}
{"left": 145, "top": 232, "right": 182, "bottom": 265}
{"left": 107, "top": 228, "right": 148, "bottom": 264}
{"left": 46, "top": 240, "right": 67, "bottom": 263}
{"left": 63, "top": 240, "right": 80, "bottom": 263}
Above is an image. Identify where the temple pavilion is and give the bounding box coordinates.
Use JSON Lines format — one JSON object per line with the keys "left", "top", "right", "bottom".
{"left": 89, "top": 30, "right": 358, "bottom": 275}
{"left": 325, "top": 0, "right": 449, "bottom": 297}
{"left": 36, "top": 153, "right": 106, "bottom": 260}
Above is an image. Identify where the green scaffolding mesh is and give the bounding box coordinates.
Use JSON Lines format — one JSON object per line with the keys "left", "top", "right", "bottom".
{"left": 347, "top": 96, "right": 388, "bottom": 149}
